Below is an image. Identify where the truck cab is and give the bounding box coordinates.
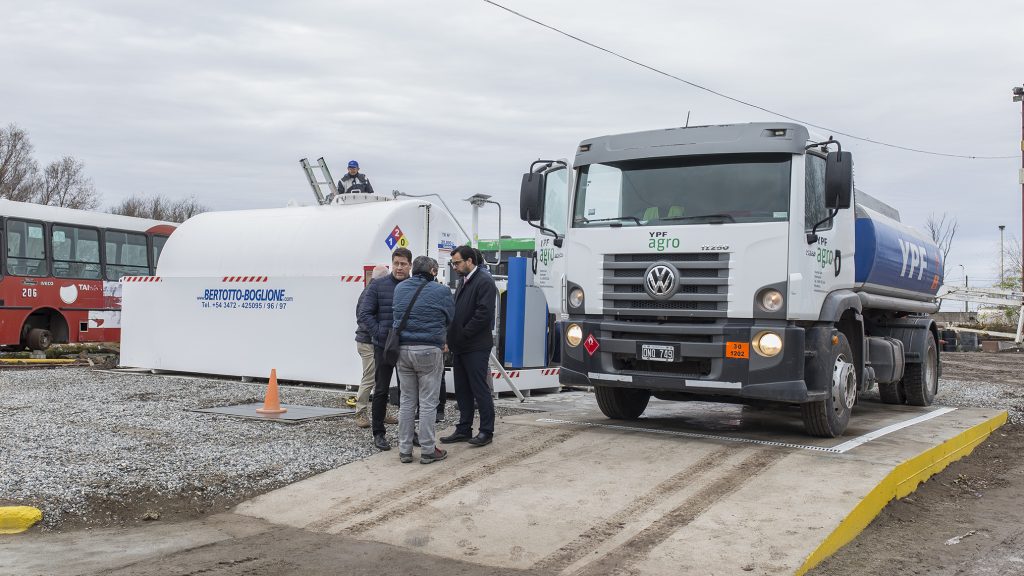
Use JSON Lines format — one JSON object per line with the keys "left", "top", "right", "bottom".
{"left": 520, "top": 123, "right": 941, "bottom": 437}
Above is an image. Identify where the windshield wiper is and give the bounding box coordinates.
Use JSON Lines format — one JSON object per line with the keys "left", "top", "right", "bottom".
{"left": 658, "top": 214, "right": 736, "bottom": 223}
{"left": 575, "top": 215, "right": 642, "bottom": 226}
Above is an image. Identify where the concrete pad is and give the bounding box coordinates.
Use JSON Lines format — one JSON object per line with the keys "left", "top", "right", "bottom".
{"left": 235, "top": 398, "right": 1007, "bottom": 575}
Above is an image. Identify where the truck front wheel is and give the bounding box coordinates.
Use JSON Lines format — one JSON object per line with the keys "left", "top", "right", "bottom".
{"left": 902, "top": 334, "right": 938, "bottom": 406}
{"left": 801, "top": 332, "right": 856, "bottom": 437}
{"left": 595, "top": 386, "right": 651, "bottom": 420}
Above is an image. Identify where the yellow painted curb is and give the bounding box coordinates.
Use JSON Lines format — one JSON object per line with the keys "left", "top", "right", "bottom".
{"left": 795, "top": 410, "right": 1009, "bottom": 575}
{"left": 0, "top": 506, "right": 43, "bottom": 534}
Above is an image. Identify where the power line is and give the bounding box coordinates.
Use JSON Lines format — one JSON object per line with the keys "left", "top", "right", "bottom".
{"left": 483, "top": 0, "right": 1018, "bottom": 160}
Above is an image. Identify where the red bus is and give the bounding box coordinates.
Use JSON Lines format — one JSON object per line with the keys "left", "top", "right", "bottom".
{"left": 0, "top": 199, "right": 176, "bottom": 350}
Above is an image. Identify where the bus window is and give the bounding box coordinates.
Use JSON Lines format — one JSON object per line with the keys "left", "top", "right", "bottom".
{"left": 152, "top": 235, "right": 168, "bottom": 272}
{"left": 52, "top": 225, "right": 101, "bottom": 279}
{"left": 6, "top": 220, "right": 48, "bottom": 276}
{"left": 105, "top": 231, "right": 149, "bottom": 280}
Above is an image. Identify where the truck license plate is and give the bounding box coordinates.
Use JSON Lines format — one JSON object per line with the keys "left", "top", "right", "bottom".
{"left": 640, "top": 344, "right": 676, "bottom": 362}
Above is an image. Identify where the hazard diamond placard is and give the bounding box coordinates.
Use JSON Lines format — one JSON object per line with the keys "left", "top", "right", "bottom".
{"left": 583, "top": 333, "right": 600, "bottom": 356}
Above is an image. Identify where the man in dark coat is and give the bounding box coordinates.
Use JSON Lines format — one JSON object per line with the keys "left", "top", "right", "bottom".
{"left": 441, "top": 245, "right": 497, "bottom": 447}
{"left": 356, "top": 247, "right": 412, "bottom": 450}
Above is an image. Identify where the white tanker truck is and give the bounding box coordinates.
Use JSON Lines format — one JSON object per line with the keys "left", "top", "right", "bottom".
{"left": 520, "top": 122, "right": 943, "bottom": 437}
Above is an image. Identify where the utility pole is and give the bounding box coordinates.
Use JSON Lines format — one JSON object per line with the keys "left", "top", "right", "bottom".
{"left": 999, "top": 224, "right": 1006, "bottom": 285}
{"left": 959, "top": 264, "right": 968, "bottom": 314}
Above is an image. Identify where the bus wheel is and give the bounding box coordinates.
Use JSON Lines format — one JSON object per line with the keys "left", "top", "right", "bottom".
{"left": 801, "top": 332, "right": 855, "bottom": 437}
{"left": 595, "top": 386, "right": 650, "bottom": 420}
{"left": 27, "top": 328, "right": 52, "bottom": 351}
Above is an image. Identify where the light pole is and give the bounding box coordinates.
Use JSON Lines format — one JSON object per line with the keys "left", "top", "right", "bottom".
{"left": 1013, "top": 85, "right": 1024, "bottom": 296}
{"left": 959, "top": 264, "right": 968, "bottom": 314}
{"left": 999, "top": 224, "right": 1006, "bottom": 286}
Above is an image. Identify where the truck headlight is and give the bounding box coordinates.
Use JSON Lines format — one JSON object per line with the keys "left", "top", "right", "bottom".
{"left": 752, "top": 331, "right": 783, "bottom": 357}
{"left": 568, "top": 287, "right": 585, "bottom": 309}
{"left": 566, "top": 324, "right": 583, "bottom": 347}
{"left": 758, "top": 289, "right": 784, "bottom": 312}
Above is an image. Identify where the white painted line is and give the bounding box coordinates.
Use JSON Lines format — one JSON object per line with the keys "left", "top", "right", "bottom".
{"left": 536, "top": 418, "right": 843, "bottom": 453}
{"left": 831, "top": 407, "right": 957, "bottom": 453}
{"left": 538, "top": 406, "right": 960, "bottom": 455}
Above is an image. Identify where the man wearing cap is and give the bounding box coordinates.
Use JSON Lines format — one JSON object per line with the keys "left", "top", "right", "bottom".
{"left": 338, "top": 160, "right": 375, "bottom": 195}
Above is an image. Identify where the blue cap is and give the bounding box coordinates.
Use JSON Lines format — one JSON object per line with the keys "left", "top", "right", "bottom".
{"left": 347, "top": 160, "right": 359, "bottom": 168}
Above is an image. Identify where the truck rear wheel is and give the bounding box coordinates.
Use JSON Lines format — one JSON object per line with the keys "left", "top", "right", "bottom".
{"left": 801, "top": 332, "right": 855, "bottom": 437}
{"left": 877, "top": 381, "right": 906, "bottom": 405}
{"left": 902, "top": 334, "right": 938, "bottom": 406}
{"left": 595, "top": 386, "right": 650, "bottom": 420}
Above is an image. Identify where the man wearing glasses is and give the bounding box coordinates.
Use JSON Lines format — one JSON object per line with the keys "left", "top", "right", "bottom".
{"left": 441, "top": 245, "right": 497, "bottom": 447}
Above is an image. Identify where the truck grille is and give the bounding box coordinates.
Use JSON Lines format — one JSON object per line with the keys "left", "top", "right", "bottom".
{"left": 603, "top": 252, "right": 729, "bottom": 318}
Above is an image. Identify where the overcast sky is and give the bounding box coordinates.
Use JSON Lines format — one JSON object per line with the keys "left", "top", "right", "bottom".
{"left": 2, "top": 0, "right": 1021, "bottom": 293}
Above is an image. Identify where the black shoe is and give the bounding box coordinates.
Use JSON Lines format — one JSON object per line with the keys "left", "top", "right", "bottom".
{"left": 399, "top": 452, "right": 413, "bottom": 464}
{"left": 440, "top": 432, "right": 472, "bottom": 444}
{"left": 467, "top": 433, "right": 492, "bottom": 447}
{"left": 435, "top": 411, "right": 445, "bottom": 423}
{"left": 413, "top": 433, "right": 420, "bottom": 447}
{"left": 373, "top": 434, "right": 390, "bottom": 451}
{"left": 420, "top": 447, "right": 448, "bottom": 464}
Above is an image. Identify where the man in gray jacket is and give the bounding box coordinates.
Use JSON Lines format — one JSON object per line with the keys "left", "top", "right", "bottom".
{"left": 391, "top": 256, "right": 454, "bottom": 464}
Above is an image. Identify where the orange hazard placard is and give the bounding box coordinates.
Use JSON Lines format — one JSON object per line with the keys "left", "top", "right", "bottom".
{"left": 725, "top": 342, "right": 749, "bottom": 359}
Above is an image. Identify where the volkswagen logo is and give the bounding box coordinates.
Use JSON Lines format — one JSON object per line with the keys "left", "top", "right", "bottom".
{"left": 644, "top": 263, "right": 679, "bottom": 300}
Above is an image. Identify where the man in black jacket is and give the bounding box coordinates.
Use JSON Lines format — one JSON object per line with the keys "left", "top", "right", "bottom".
{"left": 441, "top": 245, "right": 497, "bottom": 447}
{"left": 356, "top": 247, "right": 412, "bottom": 450}
{"left": 338, "top": 160, "right": 375, "bottom": 195}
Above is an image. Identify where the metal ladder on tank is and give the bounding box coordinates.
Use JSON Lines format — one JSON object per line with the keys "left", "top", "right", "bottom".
{"left": 299, "top": 157, "right": 338, "bottom": 205}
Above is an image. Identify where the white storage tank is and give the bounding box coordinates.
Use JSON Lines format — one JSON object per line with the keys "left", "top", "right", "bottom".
{"left": 120, "top": 195, "right": 464, "bottom": 385}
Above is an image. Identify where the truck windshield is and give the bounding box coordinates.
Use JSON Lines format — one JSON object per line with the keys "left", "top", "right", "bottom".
{"left": 572, "top": 153, "right": 792, "bottom": 228}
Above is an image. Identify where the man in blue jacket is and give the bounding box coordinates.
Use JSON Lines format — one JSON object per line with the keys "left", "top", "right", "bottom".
{"left": 441, "top": 245, "right": 497, "bottom": 447}
{"left": 357, "top": 247, "right": 412, "bottom": 450}
{"left": 392, "top": 256, "right": 455, "bottom": 464}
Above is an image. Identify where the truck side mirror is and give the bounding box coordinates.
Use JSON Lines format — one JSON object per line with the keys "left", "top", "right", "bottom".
{"left": 520, "top": 172, "right": 545, "bottom": 221}
{"left": 824, "top": 151, "right": 853, "bottom": 209}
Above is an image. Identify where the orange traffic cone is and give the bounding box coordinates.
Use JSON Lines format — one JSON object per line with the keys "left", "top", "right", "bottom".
{"left": 256, "top": 369, "right": 287, "bottom": 414}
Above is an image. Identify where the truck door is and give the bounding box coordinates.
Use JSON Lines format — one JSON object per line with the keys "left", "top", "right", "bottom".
{"left": 791, "top": 153, "right": 856, "bottom": 319}
{"left": 535, "top": 163, "right": 569, "bottom": 316}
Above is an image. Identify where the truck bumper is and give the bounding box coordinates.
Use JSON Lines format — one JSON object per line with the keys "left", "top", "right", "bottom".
{"left": 560, "top": 319, "right": 825, "bottom": 403}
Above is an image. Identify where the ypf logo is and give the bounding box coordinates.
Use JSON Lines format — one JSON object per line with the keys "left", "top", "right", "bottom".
{"left": 898, "top": 238, "right": 928, "bottom": 280}
{"left": 644, "top": 263, "right": 679, "bottom": 300}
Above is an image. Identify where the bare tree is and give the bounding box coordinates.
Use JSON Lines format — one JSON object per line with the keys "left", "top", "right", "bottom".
{"left": 33, "top": 156, "right": 100, "bottom": 209}
{"left": 109, "top": 193, "right": 208, "bottom": 223}
{"left": 1002, "top": 236, "right": 1022, "bottom": 291}
{"left": 0, "top": 123, "right": 40, "bottom": 202}
{"left": 925, "top": 212, "right": 957, "bottom": 279}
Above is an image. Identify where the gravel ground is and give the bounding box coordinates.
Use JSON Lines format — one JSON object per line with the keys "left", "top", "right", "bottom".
{"left": 0, "top": 368, "right": 533, "bottom": 530}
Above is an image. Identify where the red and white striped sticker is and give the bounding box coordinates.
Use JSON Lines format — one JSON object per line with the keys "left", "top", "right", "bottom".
{"left": 340, "top": 275, "right": 365, "bottom": 283}
{"left": 222, "top": 276, "right": 268, "bottom": 282}
{"left": 121, "top": 276, "right": 161, "bottom": 282}
{"left": 541, "top": 368, "right": 560, "bottom": 376}
{"left": 491, "top": 370, "right": 521, "bottom": 378}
